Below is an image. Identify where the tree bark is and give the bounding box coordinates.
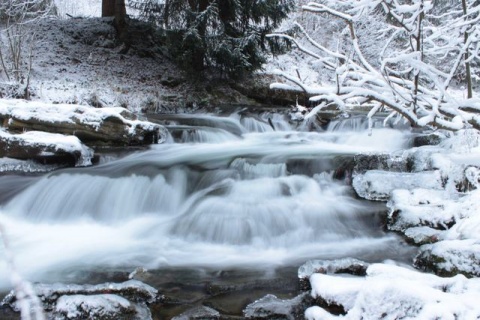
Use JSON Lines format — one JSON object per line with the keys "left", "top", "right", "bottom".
{"left": 102, "top": 0, "right": 115, "bottom": 17}
{"left": 103, "top": 0, "right": 127, "bottom": 39}
{"left": 114, "top": 0, "right": 127, "bottom": 34}
{"left": 188, "top": 0, "right": 211, "bottom": 71}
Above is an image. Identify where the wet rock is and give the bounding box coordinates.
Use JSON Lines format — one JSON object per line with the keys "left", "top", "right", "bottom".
{"left": 0, "top": 130, "right": 93, "bottom": 166}
{"left": 171, "top": 306, "right": 220, "bottom": 320}
{"left": 352, "top": 170, "right": 444, "bottom": 201}
{"left": 243, "top": 293, "right": 310, "bottom": 320}
{"left": 353, "top": 153, "right": 410, "bottom": 174}
{"left": 1, "top": 280, "right": 158, "bottom": 320}
{"left": 298, "top": 258, "right": 369, "bottom": 290}
{"left": 414, "top": 240, "right": 480, "bottom": 278}
{"left": 412, "top": 132, "right": 445, "bottom": 147}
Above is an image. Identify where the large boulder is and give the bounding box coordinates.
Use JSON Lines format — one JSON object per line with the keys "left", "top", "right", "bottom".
{"left": 0, "top": 99, "right": 167, "bottom": 146}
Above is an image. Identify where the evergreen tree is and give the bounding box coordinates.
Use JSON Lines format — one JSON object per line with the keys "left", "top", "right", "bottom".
{"left": 131, "top": 0, "right": 295, "bottom": 77}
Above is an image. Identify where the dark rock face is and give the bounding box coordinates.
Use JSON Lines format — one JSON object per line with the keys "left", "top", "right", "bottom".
{"left": 412, "top": 133, "right": 444, "bottom": 147}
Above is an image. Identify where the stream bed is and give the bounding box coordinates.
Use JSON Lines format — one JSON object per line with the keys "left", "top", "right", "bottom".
{"left": 0, "top": 112, "right": 416, "bottom": 318}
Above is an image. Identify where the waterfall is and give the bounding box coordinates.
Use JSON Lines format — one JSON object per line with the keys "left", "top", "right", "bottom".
{"left": 0, "top": 112, "right": 414, "bottom": 289}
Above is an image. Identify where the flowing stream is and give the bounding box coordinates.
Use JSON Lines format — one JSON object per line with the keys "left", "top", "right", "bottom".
{"left": 0, "top": 112, "right": 415, "bottom": 307}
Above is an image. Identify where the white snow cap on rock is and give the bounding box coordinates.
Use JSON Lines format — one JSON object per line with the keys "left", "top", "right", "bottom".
{"left": 306, "top": 263, "right": 480, "bottom": 320}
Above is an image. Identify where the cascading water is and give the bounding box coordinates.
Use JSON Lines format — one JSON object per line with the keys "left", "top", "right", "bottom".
{"left": 0, "top": 112, "right": 414, "bottom": 290}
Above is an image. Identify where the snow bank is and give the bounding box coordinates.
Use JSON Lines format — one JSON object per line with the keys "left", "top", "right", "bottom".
{"left": 306, "top": 263, "right": 480, "bottom": 320}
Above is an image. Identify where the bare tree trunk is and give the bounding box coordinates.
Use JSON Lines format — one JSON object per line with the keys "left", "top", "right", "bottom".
{"left": 114, "top": 0, "right": 127, "bottom": 41}
{"left": 102, "top": 0, "right": 127, "bottom": 39}
{"left": 462, "top": 0, "right": 473, "bottom": 98}
{"left": 413, "top": 0, "right": 424, "bottom": 114}
{"left": 102, "top": 0, "right": 115, "bottom": 17}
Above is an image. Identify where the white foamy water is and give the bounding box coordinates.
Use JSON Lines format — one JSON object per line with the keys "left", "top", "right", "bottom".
{"left": 0, "top": 114, "right": 413, "bottom": 290}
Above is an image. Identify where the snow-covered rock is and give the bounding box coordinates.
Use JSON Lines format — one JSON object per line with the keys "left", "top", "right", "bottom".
{"left": 172, "top": 306, "right": 220, "bottom": 320}
{"left": 53, "top": 294, "right": 150, "bottom": 320}
{"left": 388, "top": 187, "right": 480, "bottom": 277}
{"left": 298, "top": 259, "right": 369, "bottom": 290}
{"left": 352, "top": 170, "right": 444, "bottom": 201}
{"left": 403, "top": 227, "right": 443, "bottom": 246}
{"left": 1, "top": 280, "right": 158, "bottom": 315}
{"left": 0, "top": 129, "right": 93, "bottom": 166}
{"left": 243, "top": 293, "right": 309, "bottom": 320}
{"left": 415, "top": 240, "right": 480, "bottom": 278}
{"left": 387, "top": 189, "right": 458, "bottom": 232}
{"left": 0, "top": 99, "right": 166, "bottom": 146}
{"left": 305, "top": 263, "right": 480, "bottom": 320}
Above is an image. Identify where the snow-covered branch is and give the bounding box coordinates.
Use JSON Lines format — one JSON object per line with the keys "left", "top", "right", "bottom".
{"left": 268, "top": 0, "right": 480, "bottom": 131}
{"left": 0, "top": 224, "right": 45, "bottom": 320}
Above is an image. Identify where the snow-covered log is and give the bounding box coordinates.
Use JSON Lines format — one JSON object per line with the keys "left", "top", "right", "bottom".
{"left": 0, "top": 99, "right": 167, "bottom": 146}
